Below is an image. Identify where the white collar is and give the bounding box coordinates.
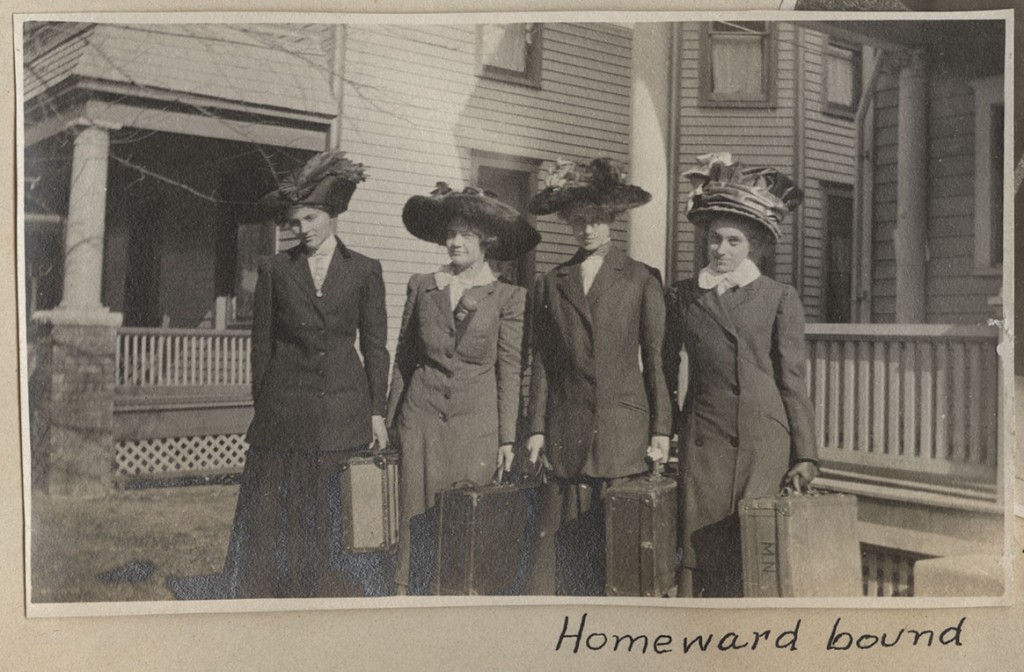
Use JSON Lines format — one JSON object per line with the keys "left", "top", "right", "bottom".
{"left": 434, "top": 262, "right": 496, "bottom": 289}
{"left": 698, "top": 257, "right": 761, "bottom": 291}
{"left": 307, "top": 235, "right": 337, "bottom": 259}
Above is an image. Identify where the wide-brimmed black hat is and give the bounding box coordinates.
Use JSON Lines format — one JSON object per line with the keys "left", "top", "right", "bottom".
{"left": 527, "top": 158, "right": 651, "bottom": 218}
{"left": 260, "top": 150, "right": 367, "bottom": 220}
{"left": 402, "top": 183, "right": 541, "bottom": 262}
{"left": 684, "top": 152, "right": 803, "bottom": 242}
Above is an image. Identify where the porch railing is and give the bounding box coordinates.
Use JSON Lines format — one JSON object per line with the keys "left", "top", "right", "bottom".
{"left": 116, "top": 328, "right": 252, "bottom": 388}
{"left": 114, "top": 324, "right": 1003, "bottom": 490}
{"left": 804, "top": 324, "right": 1000, "bottom": 488}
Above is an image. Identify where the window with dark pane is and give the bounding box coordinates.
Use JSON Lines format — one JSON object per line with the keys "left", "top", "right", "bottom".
{"left": 823, "top": 184, "right": 854, "bottom": 324}
{"left": 700, "top": 21, "right": 775, "bottom": 107}
{"left": 477, "top": 23, "right": 543, "bottom": 87}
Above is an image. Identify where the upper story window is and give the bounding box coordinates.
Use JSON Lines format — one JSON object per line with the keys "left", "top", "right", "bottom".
{"left": 477, "top": 23, "right": 543, "bottom": 88}
{"left": 824, "top": 38, "right": 862, "bottom": 118}
{"left": 699, "top": 21, "right": 775, "bottom": 107}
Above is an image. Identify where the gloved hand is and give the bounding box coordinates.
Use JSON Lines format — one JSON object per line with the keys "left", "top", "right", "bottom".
{"left": 783, "top": 460, "right": 819, "bottom": 493}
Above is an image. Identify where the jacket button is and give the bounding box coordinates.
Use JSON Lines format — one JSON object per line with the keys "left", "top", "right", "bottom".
{"left": 445, "top": 350, "right": 453, "bottom": 358}
{"left": 730, "top": 436, "right": 740, "bottom": 448}
{"left": 694, "top": 438, "right": 704, "bottom": 447}
{"left": 439, "top": 413, "right": 447, "bottom": 422}
{"left": 317, "top": 369, "right": 324, "bottom": 376}
{"left": 318, "top": 391, "right": 325, "bottom": 398}
{"left": 319, "top": 351, "right": 326, "bottom": 357}
{"left": 731, "top": 385, "right": 740, "bottom": 396}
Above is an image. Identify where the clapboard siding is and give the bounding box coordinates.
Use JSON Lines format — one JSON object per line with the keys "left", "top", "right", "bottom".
{"left": 670, "top": 23, "right": 858, "bottom": 322}
{"left": 673, "top": 22, "right": 798, "bottom": 284}
{"left": 797, "top": 30, "right": 859, "bottom": 322}
{"left": 339, "top": 23, "right": 633, "bottom": 345}
{"left": 871, "top": 73, "right": 899, "bottom": 324}
{"left": 923, "top": 73, "right": 1001, "bottom": 325}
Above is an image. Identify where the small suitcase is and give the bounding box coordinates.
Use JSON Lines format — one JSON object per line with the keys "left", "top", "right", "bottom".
{"left": 604, "top": 471, "right": 677, "bottom": 597}
{"left": 339, "top": 450, "right": 400, "bottom": 553}
{"left": 738, "top": 491, "right": 861, "bottom": 597}
{"left": 433, "top": 478, "right": 535, "bottom": 596}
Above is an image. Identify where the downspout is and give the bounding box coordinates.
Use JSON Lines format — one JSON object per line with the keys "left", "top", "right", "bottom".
{"left": 853, "top": 49, "right": 886, "bottom": 323}
{"left": 328, "top": 24, "right": 347, "bottom": 150}
{"left": 664, "top": 22, "right": 682, "bottom": 286}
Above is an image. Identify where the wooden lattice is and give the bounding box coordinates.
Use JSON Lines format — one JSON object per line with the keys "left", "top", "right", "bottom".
{"left": 116, "top": 434, "right": 248, "bottom": 477}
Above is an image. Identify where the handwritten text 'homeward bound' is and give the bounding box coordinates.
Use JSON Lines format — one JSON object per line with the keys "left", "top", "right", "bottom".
{"left": 554, "top": 613, "right": 966, "bottom": 656}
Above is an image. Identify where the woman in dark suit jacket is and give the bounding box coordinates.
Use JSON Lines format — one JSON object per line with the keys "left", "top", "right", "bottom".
{"left": 387, "top": 183, "right": 540, "bottom": 595}
{"left": 664, "top": 154, "right": 819, "bottom": 598}
{"left": 223, "top": 151, "right": 391, "bottom": 599}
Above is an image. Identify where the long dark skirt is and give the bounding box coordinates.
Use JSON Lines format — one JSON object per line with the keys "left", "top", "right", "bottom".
{"left": 223, "top": 444, "right": 390, "bottom": 599}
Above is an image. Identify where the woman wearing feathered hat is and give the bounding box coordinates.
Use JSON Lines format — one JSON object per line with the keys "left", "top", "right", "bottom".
{"left": 664, "top": 153, "right": 819, "bottom": 598}
{"left": 523, "top": 158, "right": 672, "bottom": 595}
{"left": 386, "top": 182, "right": 540, "bottom": 595}
{"left": 222, "top": 150, "right": 391, "bottom": 598}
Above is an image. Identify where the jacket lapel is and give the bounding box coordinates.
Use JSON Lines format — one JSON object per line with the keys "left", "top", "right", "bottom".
{"left": 454, "top": 282, "right": 495, "bottom": 348}
{"left": 555, "top": 253, "right": 591, "bottom": 329}
{"left": 694, "top": 286, "right": 738, "bottom": 340}
{"left": 721, "top": 277, "right": 763, "bottom": 314}
{"left": 283, "top": 246, "right": 322, "bottom": 311}
{"left": 585, "top": 246, "right": 625, "bottom": 307}
{"left": 319, "top": 239, "right": 354, "bottom": 314}
{"left": 425, "top": 274, "right": 457, "bottom": 335}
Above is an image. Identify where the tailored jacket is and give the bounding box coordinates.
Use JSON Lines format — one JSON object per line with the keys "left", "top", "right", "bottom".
{"left": 386, "top": 273, "right": 525, "bottom": 513}
{"left": 246, "top": 237, "right": 390, "bottom": 452}
{"left": 664, "top": 276, "right": 817, "bottom": 568}
{"left": 528, "top": 245, "right": 673, "bottom": 480}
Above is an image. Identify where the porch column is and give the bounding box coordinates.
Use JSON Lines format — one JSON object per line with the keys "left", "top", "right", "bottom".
{"left": 61, "top": 119, "right": 118, "bottom": 311}
{"left": 894, "top": 50, "right": 928, "bottom": 323}
{"left": 32, "top": 118, "right": 123, "bottom": 497}
{"left": 628, "top": 23, "right": 678, "bottom": 280}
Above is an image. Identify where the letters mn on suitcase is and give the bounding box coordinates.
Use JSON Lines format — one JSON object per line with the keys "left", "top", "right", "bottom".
{"left": 739, "top": 491, "right": 861, "bottom": 597}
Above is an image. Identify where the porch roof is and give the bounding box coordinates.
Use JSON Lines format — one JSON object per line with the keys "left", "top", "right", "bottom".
{"left": 24, "top": 22, "right": 336, "bottom": 118}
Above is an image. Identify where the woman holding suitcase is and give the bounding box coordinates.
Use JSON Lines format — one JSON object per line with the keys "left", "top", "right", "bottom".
{"left": 222, "top": 150, "right": 391, "bottom": 599}
{"left": 387, "top": 183, "right": 540, "bottom": 595}
{"left": 664, "top": 154, "right": 819, "bottom": 598}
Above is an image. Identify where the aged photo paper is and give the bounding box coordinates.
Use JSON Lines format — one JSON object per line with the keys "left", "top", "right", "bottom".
{"left": 3, "top": 1, "right": 1022, "bottom": 671}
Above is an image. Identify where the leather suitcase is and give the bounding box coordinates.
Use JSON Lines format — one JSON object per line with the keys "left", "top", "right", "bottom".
{"left": 604, "top": 472, "right": 677, "bottom": 597}
{"left": 433, "top": 479, "right": 534, "bottom": 596}
{"left": 738, "top": 491, "right": 861, "bottom": 597}
{"left": 339, "top": 450, "right": 399, "bottom": 553}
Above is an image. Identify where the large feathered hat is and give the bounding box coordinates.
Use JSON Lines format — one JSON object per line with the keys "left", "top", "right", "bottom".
{"left": 261, "top": 150, "right": 367, "bottom": 219}
{"left": 527, "top": 158, "right": 651, "bottom": 218}
{"left": 402, "top": 183, "right": 540, "bottom": 262}
{"left": 683, "top": 152, "right": 803, "bottom": 242}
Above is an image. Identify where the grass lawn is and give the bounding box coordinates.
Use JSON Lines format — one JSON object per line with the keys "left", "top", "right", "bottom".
{"left": 30, "top": 485, "right": 238, "bottom": 603}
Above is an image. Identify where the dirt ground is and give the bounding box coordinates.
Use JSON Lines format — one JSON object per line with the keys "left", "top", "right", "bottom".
{"left": 30, "top": 485, "right": 239, "bottom": 603}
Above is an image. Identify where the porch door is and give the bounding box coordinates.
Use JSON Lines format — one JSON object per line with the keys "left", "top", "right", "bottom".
{"left": 823, "top": 183, "right": 854, "bottom": 323}
{"left": 472, "top": 153, "right": 538, "bottom": 287}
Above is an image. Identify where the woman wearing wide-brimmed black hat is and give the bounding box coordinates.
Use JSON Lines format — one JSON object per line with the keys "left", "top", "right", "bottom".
{"left": 222, "top": 150, "right": 391, "bottom": 599}
{"left": 664, "top": 153, "right": 819, "bottom": 598}
{"left": 386, "top": 182, "right": 540, "bottom": 595}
